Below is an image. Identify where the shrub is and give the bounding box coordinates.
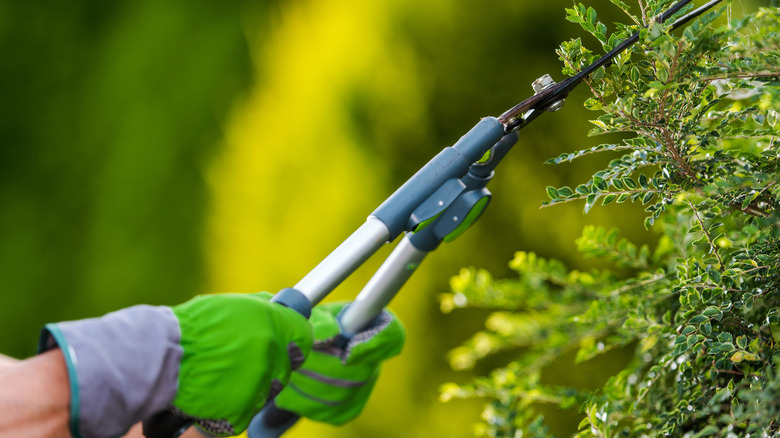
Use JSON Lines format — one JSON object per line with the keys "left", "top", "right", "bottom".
{"left": 440, "top": 2, "right": 780, "bottom": 436}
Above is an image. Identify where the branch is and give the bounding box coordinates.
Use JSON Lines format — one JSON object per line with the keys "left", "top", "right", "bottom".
{"left": 686, "top": 199, "right": 724, "bottom": 267}
{"left": 698, "top": 71, "right": 780, "bottom": 83}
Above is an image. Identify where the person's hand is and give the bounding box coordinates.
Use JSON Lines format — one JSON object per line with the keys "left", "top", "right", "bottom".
{"left": 273, "top": 301, "right": 404, "bottom": 425}
{"left": 39, "top": 292, "right": 312, "bottom": 438}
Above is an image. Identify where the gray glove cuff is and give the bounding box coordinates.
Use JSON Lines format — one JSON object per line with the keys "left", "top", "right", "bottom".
{"left": 38, "top": 305, "right": 183, "bottom": 438}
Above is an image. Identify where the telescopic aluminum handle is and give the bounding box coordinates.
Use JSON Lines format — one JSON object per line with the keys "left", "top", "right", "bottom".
{"left": 248, "top": 123, "right": 512, "bottom": 438}
{"left": 339, "top": 234, "right": 427, "bottom": 335}
{"left": 248, "top": 233, "right": 429, "bottom": 438}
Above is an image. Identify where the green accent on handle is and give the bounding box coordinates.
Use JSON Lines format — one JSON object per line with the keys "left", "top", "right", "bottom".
{"left": 413, "top": 212, "right": 441, "bottom": 233}
{"left": 443, "top": 196, "right": 489, "bottom": 243}
{"left": 476, "top": 149, "right": 492, "bottom": 164}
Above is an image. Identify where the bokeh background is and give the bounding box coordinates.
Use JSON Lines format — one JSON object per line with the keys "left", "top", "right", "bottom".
{"left": 0, "top": 0, "right": 765, "bottom": 436}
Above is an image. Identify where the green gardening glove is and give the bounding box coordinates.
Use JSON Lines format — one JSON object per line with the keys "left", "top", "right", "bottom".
{"left": 274, "top": 301, "right": 405, "bottom": 425}
{"left": 168, "top": 293, "right": 313, "bottom": 434}
{"left": 39, "top": 292, "right": 313, "bottom": 438}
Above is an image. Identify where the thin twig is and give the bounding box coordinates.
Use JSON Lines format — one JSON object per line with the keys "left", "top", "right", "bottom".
{"left": 698, "top": 72, "right": 780, "bottom": 82}
{"left": 608, "top": 273, "right": 667, "bottom": 297}
{"left": 637, "top": 0, "right": 649, "bottom": 25}
{"left": 686, "top": 199, "right": 724, "bottom": 267}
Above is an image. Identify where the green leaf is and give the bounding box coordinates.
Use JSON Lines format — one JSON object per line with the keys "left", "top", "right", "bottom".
{"left": 719, "top": 342, "right": 736, "bottom": 353}
{"left": 657, "top": 64, "right": 669, "bottom": 83}
{"left": 602, "top": 193, "right": 617, "bottom": 205}
{"left": 698, "top": 425, "right": 720, "bottom": 435}
{"left": 692, "top": 234, "right": 711, "bottom": 249}
{"left": 584, "top": 194, "right": 597, "bottom": 213}
{"left": 596, "top": 22, "right": 607, "bottom": 40}
{"left": 546, "top": 186, "right": 560, "bottom": 200}
{"left": 591, "top": 66, "right": 604, "bottom": 81}
{"left": 608, "top": 0, "right": 632, "bottom": 13}
{"left": 622, "top": 178, "right": 637, "bottom": 189}
{"left": 703, "top": 306, "right": 720, "bottom": 317}
{"left": 584, "top": 97, "right": 603, "bottom": 111}
{"left": 638, "top": 174, "right": 649, "bottom": 188}
{"left": 708, "top": 222, "right": 724, "bottom": 232}
{"left": 690, "top": 315, "right": 708, "bottom": 324}
{"left": 733, "top": 351, "right": 760, "bottom": 362}
{"left": 681, "top": 325, "right": 696, "bottom": 336}
{"left": 565, "top": 7, "right": 582, "bottom": 24}
{"left": 586, "top": 6, "right": 597, "bottom": 27}
{"left": 558, "top": 186, "right": 574, "bottom": 197}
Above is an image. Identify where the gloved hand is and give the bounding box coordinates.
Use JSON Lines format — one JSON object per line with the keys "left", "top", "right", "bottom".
{"left": 38, "top": 292, "right": 313, "bottom": 438}
{"left": 273, "top": 301, "right": 405, "bottom": 425}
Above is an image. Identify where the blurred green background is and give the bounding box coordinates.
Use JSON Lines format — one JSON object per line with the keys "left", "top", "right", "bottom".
{"left": 0, "top": 0, "right": 763, "bottom": 436}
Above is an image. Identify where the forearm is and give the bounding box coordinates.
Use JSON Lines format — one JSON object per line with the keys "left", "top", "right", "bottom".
{"left": 0, "top": 349, "right": 71, "bottom": 438}
{"left": 9, "top": 294, "right": 310, "bottom": 438}
{"left": 0, "top": 354, "right": 17, "bottom": 370}
{"left": 121, "top": 423, "right": 211, "bottom": 438}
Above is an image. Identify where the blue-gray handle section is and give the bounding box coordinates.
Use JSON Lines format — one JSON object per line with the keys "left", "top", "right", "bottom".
{"left": 271, "top": 288, "right": 312, "bottom": 319}
{"left": 371, "top": 117, "right": 505, "bottom": 240}
{"left": 241, "top": 289, "right": 311, "bottom": 438}
{"left": 248, "top": 401, "right": 299, "bottom": 438}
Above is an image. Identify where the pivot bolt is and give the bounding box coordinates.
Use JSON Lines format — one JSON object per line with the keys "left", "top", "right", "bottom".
{"left": 531, "top": 74, "right": 565, "bottom": 112}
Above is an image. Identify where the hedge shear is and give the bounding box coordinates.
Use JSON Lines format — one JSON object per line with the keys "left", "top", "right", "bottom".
{"left": 141, "top": 0, "right": 725, "bottom": 436}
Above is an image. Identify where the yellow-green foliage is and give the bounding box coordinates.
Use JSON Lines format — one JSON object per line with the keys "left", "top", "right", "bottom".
{"left": 441, "top": 3, "right": 780, "bottom": 437}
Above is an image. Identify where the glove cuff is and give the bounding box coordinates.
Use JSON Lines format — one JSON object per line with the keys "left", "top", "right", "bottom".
{"left": 38, "top": 305, "right": 183, "bottom": 438}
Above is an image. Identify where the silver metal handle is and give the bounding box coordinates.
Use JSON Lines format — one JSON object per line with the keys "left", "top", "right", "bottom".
{"left": 339, "top": 234, "right": 427, "bottom": 335}
{"left": 293, "top": 217, "right": 390, "bottom": 306}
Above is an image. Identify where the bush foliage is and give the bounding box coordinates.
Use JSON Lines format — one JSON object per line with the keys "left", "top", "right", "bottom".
{"left": 440, "top": 1, "right": 780, "bottom": 436}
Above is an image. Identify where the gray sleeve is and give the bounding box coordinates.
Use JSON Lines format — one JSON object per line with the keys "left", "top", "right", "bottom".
{"left": 39, "top": 305, "right": 183, "bottom": 438}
